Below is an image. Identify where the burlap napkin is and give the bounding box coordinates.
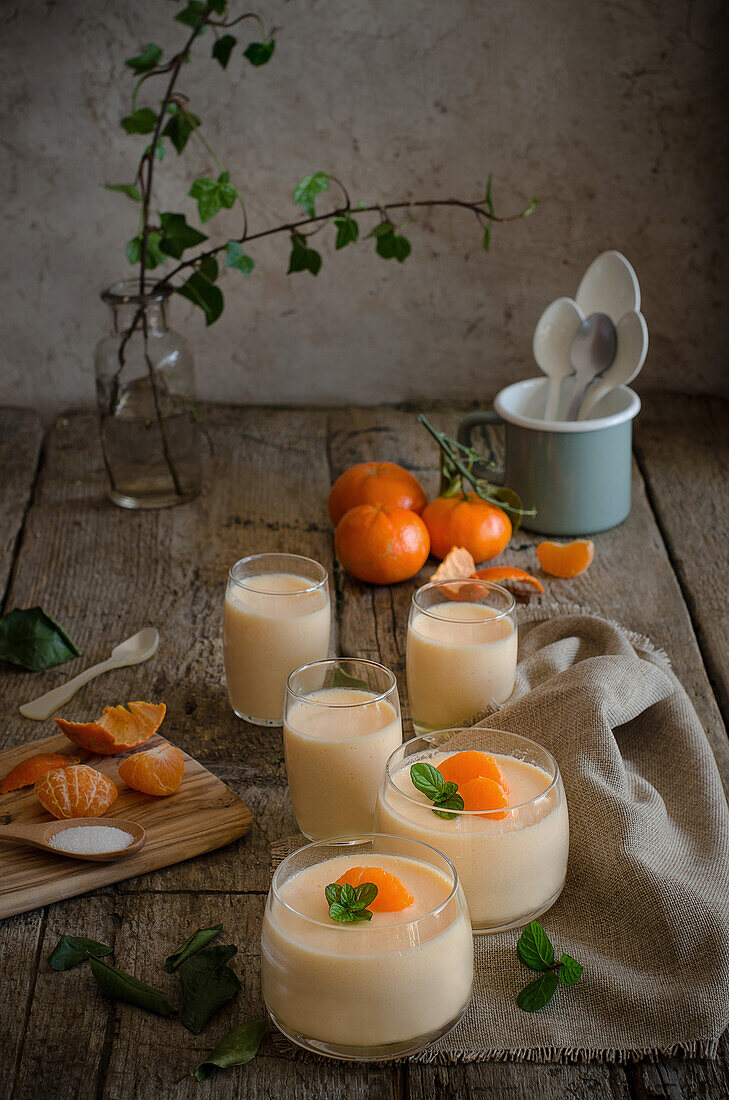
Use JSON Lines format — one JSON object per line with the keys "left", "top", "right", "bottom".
{"left": 271, "top": 613, "right": 729, "bottom": 1063}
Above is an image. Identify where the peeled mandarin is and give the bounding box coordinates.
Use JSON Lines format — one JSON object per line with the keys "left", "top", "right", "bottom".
{"left": 437, "top": 750, "right": 506, "bottom": 789}
{"left": 459, "top": 776, "right": 510, "bottom": 819}
{"left": 536, "top": 539, "right": 594, "bottom": 579}
{"left": 335, "top": 865, "right": 414, "bottom": 912}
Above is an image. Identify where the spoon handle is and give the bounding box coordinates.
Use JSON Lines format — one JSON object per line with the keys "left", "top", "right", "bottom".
{"left": 566, "top": 379, "right": 591, "bottom": 421}
{"left": 19, "top": 657, "right": 118, "bottom": 721}
{"left": 544, "top": 378, "right": 563, "bottom": 422}
{"left": 0, "top": 823, "right": 46, "bottom": 843}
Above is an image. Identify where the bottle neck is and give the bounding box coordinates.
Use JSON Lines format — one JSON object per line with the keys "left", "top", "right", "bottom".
{"left": 111, "top": 299, "right": 168, "bottom": 336}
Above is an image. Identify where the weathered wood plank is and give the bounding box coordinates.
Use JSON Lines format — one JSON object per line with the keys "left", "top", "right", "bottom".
{"left": 0, "top": 407, "right": 43, "bottom": 605}
{"left": 634, "top": 394, "right": 729, "bottom": 726}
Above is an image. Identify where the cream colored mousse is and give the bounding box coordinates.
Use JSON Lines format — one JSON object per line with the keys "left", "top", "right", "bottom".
{"left": 407, "top": 602, "right": 517, "bottom": 733}
{"left": 284, "top": 687, "right": 402, "bottom": 839}
{"left": 224, "top": 573, "right": 330, "bottom": 724}
{"left": 261, "top": 853, "right": 473, "bottom": 1050}
{"left": 376, "top": 751, "right": 569, "bottom": 931}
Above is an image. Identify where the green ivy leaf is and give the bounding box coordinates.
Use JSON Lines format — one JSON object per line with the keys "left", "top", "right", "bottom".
{"left": 293, "top": 172, "right": 329, "bottom": 218}
{"left": 517, "top": 971, "right": 559, "bottom": 1012}
{"left": 189, "top": 174, "right": 237, "bottom": 223}
{"left": 176, "top": 263, "right": 224, "bottom": 325}
{"left": 225, "top": 241, "right": 254, "bottom": 275}
{"left": 121, "top": 108, "right": 158, "bottom": 135}
{"left": 333, "top": 214, "right": 358, "bottom": 249}
{"left": 392, "top": 233, "right": 411, "bottom": 262}
{"left": 145, "top": 139, "right": 166, "bottom": 162}
{"left": 208, "top": 0, "right": 227, "bottom": 13}
{"left": 175, "top": 1, "right": 208, "bottom": 29}
{"left": 287, "top": 232, "right": 321, "bottom": 276}
{"left": 125, "top": 43, "right": 163, "bottom": 74}
{"left": 158, "top": 212, "right": 207, "bottom": 259}
{"left": 212, "top": 34, "right": 236, "bottom": 69}
{"left": 517, "top": 921, "right": 555, "bottom": 971}
{"left": 244, "top": 39, "right": 275, "bottom": 66}
{"left": 125, "top": 230, "right": 167, "bottom": 269}
{"left": 559, "top": 954, "right": 584, "bottom": 986}
{"left": 162, "top": 105, "right": 201, "bottom": 154}
{"left": 193, "top": 1020, "right": 268, "bottom": 1083}
{"left": 104, "top": 183, "right": 142, "bottom": 202}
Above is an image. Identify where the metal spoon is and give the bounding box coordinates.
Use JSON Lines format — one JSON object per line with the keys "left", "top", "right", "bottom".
{"left": 19, "top": 627, "right": 160, "bottom": 721}
{"left": 0, "top": 817, "right": 146, "bottom": 862}
{"left": 565, "top": 313, "right": 617, "bottom": 421}
{"left": 533, "top": 297, "right": 584, "bottom": 421}
{"left": 578, "top": 310, "right": 648, "bottom": 419}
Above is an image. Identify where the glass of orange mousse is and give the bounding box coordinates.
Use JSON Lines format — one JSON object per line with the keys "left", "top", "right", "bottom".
{"left": 284, "top": 658, "right": 402, "bottom": 839}
{"left": 376, "top": 728, "right": 569, "bottom": 933}
{"left": 407, "top": 579, "right": 517, "bottom": 734}
{"left": 261, "top": 833, "right": 473, "bottom": 1059}
{"left": 223, "top": 553, "right": 330, "bottom": 725}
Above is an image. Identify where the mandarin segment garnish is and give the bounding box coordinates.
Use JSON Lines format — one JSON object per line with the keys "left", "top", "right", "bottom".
{"left": 437, "top": 749, "right": 506, "bottom": 790}
{"left": 118, "top": 743, "right": 185, "bottom": 797}
{"left": 35, "top": 764, "right": 118, "bottom": 819}
{"left": 459, "top": 776, "right": 510, "bottom": 819}
{"left": 536, "top": 539, "right": 594, "bottom": 579}
{"left": 1, "top": 753, "right": 80, "bottom": 794}
{"left": 55, "top": 701, "right": 166, "bottom": 755}
{"left": 335, "top": 866, "right": 414, "bottom": 912}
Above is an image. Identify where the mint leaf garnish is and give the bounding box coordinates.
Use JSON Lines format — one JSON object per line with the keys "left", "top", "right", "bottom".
{"left": 410, "top": 762, "right": 465, "bottom": 821}
{"left": 517, "top": 971, "right": 559, "bottom": 1012}
{"left": 559, "top": 953, "right": 583, "bottom": 985}
{"left": 325, "top": 882, "right": 378, "bottom": 923}
{"left": 514, "top": 921, "right": 583, "bottom": 1011}
{"left": 517, "top": 921, "right": 555, "bottom": 970}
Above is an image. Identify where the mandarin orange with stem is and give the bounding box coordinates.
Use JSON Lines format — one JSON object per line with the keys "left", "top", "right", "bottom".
{"left": 334, "top": 504, "right": 430, "bottom": 585}
{"left": 35, "top": 765, "right": 118, "bottom": 819}
{"left": 422, "top": 493, "right": 511, "bottom": 562}
{"left": 328, "top": 462, "right": 427, "bottom": 526}
{"left": 118, "top": 743, "right": 185, "bottom": 797}
{"left": 335, "top": 866, "right": 414, "bottom": 912}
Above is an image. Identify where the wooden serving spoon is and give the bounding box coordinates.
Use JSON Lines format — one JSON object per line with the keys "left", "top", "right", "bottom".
{"left": 0, "top": 817, "right": 146, "bottom": 861}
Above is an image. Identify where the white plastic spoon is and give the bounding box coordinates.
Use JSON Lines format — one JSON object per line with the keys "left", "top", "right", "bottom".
{"left": 578, "top": 310, "right": 648, "bottom": 419}
{"left": 575, "top": 250, "right": 640, "bottom": 323}
{"left": 533, "top": 297, "right": 584, "bottom": 421}
{"left": 19, "top": 627, "right": 160, "bottom": 721}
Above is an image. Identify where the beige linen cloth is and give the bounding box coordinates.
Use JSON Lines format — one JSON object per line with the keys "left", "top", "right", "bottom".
{"left": 272, "top": 613, "right": 729, "bottom": 1063}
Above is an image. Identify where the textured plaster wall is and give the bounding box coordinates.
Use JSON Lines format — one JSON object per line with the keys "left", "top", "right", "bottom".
{"left": 0, "top": 0, "right": 727, "bottom": 417}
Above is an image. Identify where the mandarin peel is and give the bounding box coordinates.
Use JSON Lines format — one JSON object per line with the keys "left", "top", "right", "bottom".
{"left": 55, "top": 701, "right": 166, "bottom": 755}
{"left": 1, "top": 753, "right": 81, "bottom": 794}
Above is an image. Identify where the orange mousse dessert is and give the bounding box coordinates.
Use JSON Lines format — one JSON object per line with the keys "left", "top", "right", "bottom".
{"left": 261, "top": 836, "right": 473, "bottom": 1058}
{"left": 376, "top": 731, "right": 569, "bottom": 933}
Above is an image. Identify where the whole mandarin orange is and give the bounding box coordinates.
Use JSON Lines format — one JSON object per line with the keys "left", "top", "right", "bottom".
{"left": 334, "top": 504, "right": 430, "bottom": 585}
{"left": 422, "top": 493, "right": 511, "bottom": 562}
{"left": 328, "top": 462, "right": 427, "bottom": 526}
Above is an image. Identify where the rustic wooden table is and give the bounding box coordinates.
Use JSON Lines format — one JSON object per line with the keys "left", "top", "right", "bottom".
{"left": 1, "top": 396, "right": 728, "bottom": 1099}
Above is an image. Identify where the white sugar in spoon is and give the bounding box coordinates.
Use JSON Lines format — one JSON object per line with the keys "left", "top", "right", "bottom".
{"left": 0, "top": 817, "right": 146, "bottom": 861}
{"left": 19, "top": 627, "right": 160, "bottom": 721}
{"left": 533, "top": 297, "right": 584, "bottom": 421}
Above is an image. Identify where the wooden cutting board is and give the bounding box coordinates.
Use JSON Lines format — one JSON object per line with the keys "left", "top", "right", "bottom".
{"left": 0, "top": 733, "right": 252, "bottom": 919}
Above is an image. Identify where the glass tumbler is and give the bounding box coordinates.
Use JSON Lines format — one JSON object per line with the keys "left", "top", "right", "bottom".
{"left": 406, "top": 578, "right": 517, "bottom": 734}
{"left": 376, "top": 727, "right": 569, "bottom": 933}
{"left": 261, "top": 833, "right": 473, "bottom": 1060}
{"left": 223, "top": 553, "right": 330, "bottom": 725}
{"left": 283, "top": 657, "right": 402, "bottom": 839}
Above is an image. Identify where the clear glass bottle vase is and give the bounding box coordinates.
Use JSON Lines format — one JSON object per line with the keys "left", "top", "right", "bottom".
{"left": 95, "top": 279, "right": 201, "bottom": 509}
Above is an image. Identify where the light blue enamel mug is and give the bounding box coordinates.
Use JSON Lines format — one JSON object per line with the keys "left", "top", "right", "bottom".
{"left": 458, "top": 378, "right": 641, "bottom": 536}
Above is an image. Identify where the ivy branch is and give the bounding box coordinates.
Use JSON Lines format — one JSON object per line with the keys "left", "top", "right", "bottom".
{"left": 104, "top": 0, "right": 539, "bottom": 494}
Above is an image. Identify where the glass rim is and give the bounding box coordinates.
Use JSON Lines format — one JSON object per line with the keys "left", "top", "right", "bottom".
{"left": 271, "top": 833, "right": 461, "bottom": 930}
{"left": 101, "top": 278, "right": 172, "bottom": 306}
{"left": 228, "top": 552, "right": 329, "bottom": 594}
{"left": 383, "top": 727, "right": 560, "bottom": 815}
{"left": 411, "top": 579, "right": 516, "bottom": 623}
{"left": 285, "top": 657, "right": 397, "bottom": 707}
